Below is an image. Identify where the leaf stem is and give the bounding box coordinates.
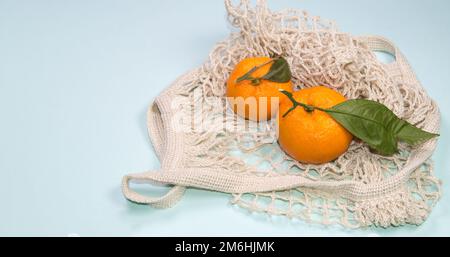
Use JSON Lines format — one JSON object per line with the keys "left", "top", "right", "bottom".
{"left": 279, "top": 90, "right": 316, "bottom": 117}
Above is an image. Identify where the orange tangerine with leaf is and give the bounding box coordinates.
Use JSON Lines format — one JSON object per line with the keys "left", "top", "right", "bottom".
{"left": 277, "top": 86, "right": 353, "bottom": 164}
{"left": 227, "top": 57, "right": 293, "bottom": 121}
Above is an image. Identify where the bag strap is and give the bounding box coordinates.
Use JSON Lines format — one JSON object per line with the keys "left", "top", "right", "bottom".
{"left": 361, "top": 35, "right": 397, "bottom": 58}
{"left": 122, "top": 172, "right": 186, "bottom": 208}
{"left": 121, "top": 86, "right": 190, "bottom": 209}
{"left": 358, "top": 35, "right": 409, "bottom": 79}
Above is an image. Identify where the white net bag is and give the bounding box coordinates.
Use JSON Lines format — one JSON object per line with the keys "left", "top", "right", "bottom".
{"left": 122, "top": 0, "right": 441, "bottom": 228}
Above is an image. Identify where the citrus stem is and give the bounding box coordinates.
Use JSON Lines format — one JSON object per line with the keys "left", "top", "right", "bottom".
{"left": 251, "top": 78, "right": 261, "bottom": 86}
{"left": 279, "top": 89, "right": 324, "bottom": 117}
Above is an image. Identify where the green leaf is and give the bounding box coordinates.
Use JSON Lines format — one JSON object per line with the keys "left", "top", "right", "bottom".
{"left": 324, "top": 99, "right": 439, "bottom": 156}
{"left": 261, "top": 57, "right": 292, "bottom": 83}
{"left": 396, "top": 122, "right": 439, "bottom": 145}
{"left": 236, "top": 57, "right": 292, "bottom": 84}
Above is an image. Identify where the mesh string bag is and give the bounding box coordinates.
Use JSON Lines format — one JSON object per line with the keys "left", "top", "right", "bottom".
{"left": 122, "top": 0, "right": 441, "bottom": 228}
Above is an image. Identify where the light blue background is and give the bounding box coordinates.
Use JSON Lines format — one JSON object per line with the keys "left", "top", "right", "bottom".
{"left": 0, "top": 0, "right": 449, "bottom": 236}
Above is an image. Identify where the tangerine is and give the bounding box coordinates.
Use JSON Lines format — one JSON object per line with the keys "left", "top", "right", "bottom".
{"left": 227, "top": 57, "right": 293, "bottom": 121}
{"left": 278, "top": 86, "right": 353, "bottom": 164}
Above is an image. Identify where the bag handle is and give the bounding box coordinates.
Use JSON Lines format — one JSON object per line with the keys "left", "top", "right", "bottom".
{"left": 122, "top": 172, "right": 186, "bottom": 208}
{"left": 122, "top": 70, "right": 204, "bottom": 209}
{"left": 358, "top": 35, "right": 413, "bottom": 82}
{"left": 361, "top": 35, "right": 398, "bottom": 59}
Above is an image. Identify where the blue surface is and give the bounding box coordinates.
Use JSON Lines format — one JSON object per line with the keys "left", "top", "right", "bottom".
{"left": 0, "top": 0, "right": 449, "bottom": 236}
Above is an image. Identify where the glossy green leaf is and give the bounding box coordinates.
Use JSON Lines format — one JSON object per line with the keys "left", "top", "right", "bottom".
{"left": 261, "top": 57, "right": 292, "bottom": 83}
{"left": 324, "top": 99, "right": 439, "bottom": 155}
{"left": 236, "top": 57, "right": 292, "bottom": 84}
{"left": 396, "top": 122, "right": 439, "bottom": 145}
